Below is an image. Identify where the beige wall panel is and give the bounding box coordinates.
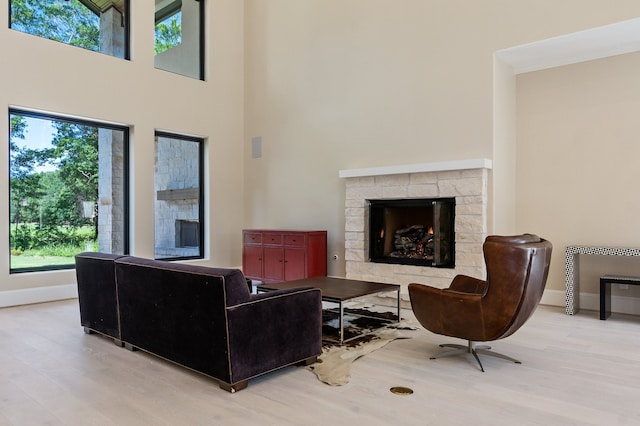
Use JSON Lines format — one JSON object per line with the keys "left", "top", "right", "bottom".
{"left": 244, "top": 0, "right": 640, "bottom": 282}
{"left": 0, "top": 1, "right": 244, "bottom": 295}
{"left": 517, "top": 52, "right": 640, "bottom": 296}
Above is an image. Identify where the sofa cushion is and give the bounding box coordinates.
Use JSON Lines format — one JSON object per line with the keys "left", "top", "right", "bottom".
{"left": 115, "top": 256, "right": 250, "bottom": 306}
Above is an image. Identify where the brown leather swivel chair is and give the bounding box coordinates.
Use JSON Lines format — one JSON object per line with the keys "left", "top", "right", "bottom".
{"left": 408, "top": 234, "right": 552, "bottom": 371}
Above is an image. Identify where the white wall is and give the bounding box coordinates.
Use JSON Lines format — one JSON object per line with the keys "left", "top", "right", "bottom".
{"left": 0, "top": 1, "right": 244, "bottom": 305}
{"left": 517, "top": 52, "right": 640, "bottom": 310}
{"left": 243, "top": 0, "right": 640, "bottom": 305}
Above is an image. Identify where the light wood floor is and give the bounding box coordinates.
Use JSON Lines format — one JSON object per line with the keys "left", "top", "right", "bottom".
{"left": 1, "top": 299, "right": 640, "bottom": 425}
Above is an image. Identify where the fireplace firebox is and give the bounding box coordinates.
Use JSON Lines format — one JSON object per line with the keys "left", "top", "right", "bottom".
{"left": 368, "top": 198, "right": 455, "bottom": 268}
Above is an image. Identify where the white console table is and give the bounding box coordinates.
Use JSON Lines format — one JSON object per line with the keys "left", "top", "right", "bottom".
{"left": 565, "top": 245, "right": 640, "bottom": 315}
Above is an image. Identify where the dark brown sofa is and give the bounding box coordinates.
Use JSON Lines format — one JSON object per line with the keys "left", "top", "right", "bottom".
{"left": 75, "top": 252, "right": 322, "bottom": 392}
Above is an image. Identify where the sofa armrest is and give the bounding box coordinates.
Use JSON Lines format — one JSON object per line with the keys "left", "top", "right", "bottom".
{"left": 75, "top": 252, "right": 124, "bottom": 341}
{"left": 225, "top": 287, "right": 322, "bottom": 384}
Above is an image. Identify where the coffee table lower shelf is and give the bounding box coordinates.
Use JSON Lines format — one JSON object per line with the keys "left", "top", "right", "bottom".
{"left": 257, "top": 276, "right": 401, "bottom": 345}
{"left": 321, "top": 306, "right": 399, "bottom": 344}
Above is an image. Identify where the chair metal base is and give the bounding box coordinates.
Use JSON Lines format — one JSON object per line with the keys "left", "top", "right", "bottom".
{"left": 430, "top": 340, "right": 521, "bottom": 372}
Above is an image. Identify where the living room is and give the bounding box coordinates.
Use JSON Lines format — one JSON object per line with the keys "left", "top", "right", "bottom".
{"left": 2, "top": 0, "right": 640, "bottom": 423}
{"left": 3, "top": 1, "right": 640, "bottom": 310}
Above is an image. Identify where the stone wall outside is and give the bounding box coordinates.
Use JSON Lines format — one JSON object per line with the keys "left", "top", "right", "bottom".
{"left": 154, "top": 136, "right": 200, "bottom": 258}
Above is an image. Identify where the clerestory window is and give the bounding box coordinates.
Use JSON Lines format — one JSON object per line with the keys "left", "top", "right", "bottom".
{"left": 9, "top": 0, "right": 130, "bottom": 60}
{"left": 154, "top": 0, "right": 204, "bottom": 80}
{"left": 9, "top": 109, "right": 129, "bottom": 273}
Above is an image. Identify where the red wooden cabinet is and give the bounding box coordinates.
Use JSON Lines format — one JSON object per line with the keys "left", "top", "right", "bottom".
{"left": 242, "top": 229, "right": 327, "bottom": 283}
{"left": 263, "top": 246, "right": 284, "bottom": 281}
{"left": 284, "top": 247, "right": 306, "bottom": 281}
{"left": 242, "top": 245, "right": 263, "bottom": 279}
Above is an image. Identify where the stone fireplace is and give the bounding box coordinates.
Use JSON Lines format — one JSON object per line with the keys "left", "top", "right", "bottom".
{"left": 340, "top": 159, "right": 491, "bottom": 305}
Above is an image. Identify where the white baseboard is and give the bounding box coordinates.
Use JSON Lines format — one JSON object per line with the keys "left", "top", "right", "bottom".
{"left": 539, "top": 289, "right": 565, "bottom": 307}
{"left": 374, "top": 289, "right": 570, "bottom": 311}
{"left": 346, "top": 288, "right": 640, "bottom": 314}
{"left": 541, "top": 288, "right": 640, "bottom": 316}
{"left": 579, "top": 291, "right": 640, "bottom": 315}
{"left": 0, "top": 284, "right": 78, "bottom": 308}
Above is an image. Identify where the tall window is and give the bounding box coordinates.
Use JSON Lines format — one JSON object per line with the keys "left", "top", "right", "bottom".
{"left": 10, "top": 0, "right": 130, "bottom": 60}
{"left": 154, "top": 0, "right": 204, "bottom": 80}
{"left": 154, "top": 132, "right": 204, "bottom": 260}
{"left": 9, "top": 110, "right": 129, "bottom": 273}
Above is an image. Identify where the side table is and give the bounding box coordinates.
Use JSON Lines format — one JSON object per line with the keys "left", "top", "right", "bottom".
{"left": 565, "top": 245, "right": 640, "bottom": 315}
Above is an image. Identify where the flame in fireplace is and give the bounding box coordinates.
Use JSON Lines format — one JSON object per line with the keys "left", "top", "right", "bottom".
{"left": 380, "top": 229, "right": 385, "bottom": 239}
{"left": 428, "top": 226, "right": 434, "bottom": 234}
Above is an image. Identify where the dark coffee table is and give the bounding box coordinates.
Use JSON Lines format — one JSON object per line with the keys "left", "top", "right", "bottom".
{"left": 257, "top": 276, "right": 400, "bottom": 344}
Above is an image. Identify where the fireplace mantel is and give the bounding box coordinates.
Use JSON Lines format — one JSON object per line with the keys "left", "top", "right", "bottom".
{"left": 338, "top": 158, "right": 492, "bottom": 179}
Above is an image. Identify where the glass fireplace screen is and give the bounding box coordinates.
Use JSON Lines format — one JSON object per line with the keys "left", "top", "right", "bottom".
{"left": 368, "top": 197, "right": 455, "bottom": 268}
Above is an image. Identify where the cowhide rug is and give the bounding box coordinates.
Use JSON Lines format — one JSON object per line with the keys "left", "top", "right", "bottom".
{"left": 308, "top": 317, "right": 416, "bottom": 386}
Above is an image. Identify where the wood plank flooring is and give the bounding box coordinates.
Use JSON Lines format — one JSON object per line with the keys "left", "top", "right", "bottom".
{"left": 1, "top": 299, "right": 639, "bottom": 425}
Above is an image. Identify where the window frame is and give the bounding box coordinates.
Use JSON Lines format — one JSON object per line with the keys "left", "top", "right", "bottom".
{"left": 153, "top": 0, "right": 205, "bottom": 81}
{"left": 198, "top": 0, "right": 205, "bottom": 80}
{"left": 8, "top": 108, "right": 130, "bottom": 274}
{"left": 154, "top": 130, "right": 205, "bottom": 261}
{"left": 155, "top": 0, "right": 182, "bottom": 23}
{"left": 8, "top": 0, "right": 131, "bottom": 61}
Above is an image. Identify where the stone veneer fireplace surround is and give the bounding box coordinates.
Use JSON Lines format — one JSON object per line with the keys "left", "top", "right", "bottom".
{"left": 340, "top": 159, "right": 492, "bottom": 305}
